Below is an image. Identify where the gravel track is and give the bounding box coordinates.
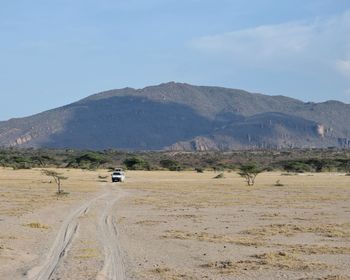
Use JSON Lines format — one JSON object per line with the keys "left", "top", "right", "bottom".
{"left": 96, "top": 193, "right": 126, "bottom": 280}
{"left": 27, "top": 186, "right": 125, "bottom": 280}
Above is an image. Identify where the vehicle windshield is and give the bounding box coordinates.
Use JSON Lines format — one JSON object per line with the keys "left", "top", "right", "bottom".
{"left": 113, "top": 172, "right": 122, "bottom": 175}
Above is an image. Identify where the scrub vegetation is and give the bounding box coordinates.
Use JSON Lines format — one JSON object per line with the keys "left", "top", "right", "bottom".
{"left": 0, "top": 148, "right": 350, "bottom": 173}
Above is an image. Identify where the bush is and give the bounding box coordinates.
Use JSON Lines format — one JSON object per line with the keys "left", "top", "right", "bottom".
{"left": 265, "top": 166, "right": 274, "bottom": 172}
{"left": 159, "top": 159, "right": 182, "bottom": 171}
{"left": 42, "top": 169, "right": 68, "bottom": 194}
{"left": 283, "top": 161, "right": 312, "bottom": 173}
{"left": 195, "top": 167, "right": 204, "bottom": 173}
{"left": 123, "top": 157, "right": 150, "bottom": 170}
{"left": 212, "top": 166, "right": 224, "bottom": 172}
{"left": 340, "top": 160, "right": 350, "bottom": 173}
{"left": 238, "top": 163, "right": 264, "bottom": 186}
{"left": 66, "top": 152, "right": 108, "bottom": 169}
{"left": 11, "top": 162, "right": 32, "bottom": 170}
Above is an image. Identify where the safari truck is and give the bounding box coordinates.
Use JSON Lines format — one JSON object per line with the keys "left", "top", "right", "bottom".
{"left": 111, "top": 169, "right": 125, "bottom": 182}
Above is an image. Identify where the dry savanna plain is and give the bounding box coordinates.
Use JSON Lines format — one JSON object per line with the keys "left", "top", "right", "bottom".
{"left": 0, "top": 168, "right": 349, "bottom": 280}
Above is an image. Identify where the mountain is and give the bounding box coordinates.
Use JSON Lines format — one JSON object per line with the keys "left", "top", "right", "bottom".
{"left": 1, "top": 82, "right": 349, "bottom": 150}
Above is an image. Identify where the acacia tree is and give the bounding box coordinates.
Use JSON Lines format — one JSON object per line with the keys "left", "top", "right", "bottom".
{"left": 123, "top": 157, "right": 150, "bottom": 170}
{"left": 238, "top": 164, "right": 264, "bottom": 186}
{"left": 42, "top": 170, "right": 68, "bottom": 194}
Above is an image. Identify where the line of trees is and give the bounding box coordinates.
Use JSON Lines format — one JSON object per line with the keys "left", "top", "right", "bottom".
{"left": 1, "top": 148, "right": 350, "bottom": 174}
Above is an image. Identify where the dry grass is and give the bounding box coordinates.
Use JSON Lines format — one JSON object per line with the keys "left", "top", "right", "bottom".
{"left": 200, "top": 260, "right": 240, "bottom": 274}
{"left": 0, "top": 168, "right": 102, "bottom": 217}
{"left": 241, "top": 223, "right": 350, "bottom": 238}
{"left": 250, "top": 251, "right": 330, "bottom": 270}
{"left": 118, "top": 171, "right": 350, "bottom": 279}
{"left": 74, "top": 248, "right": 100, "bottom": 259}
{"left": 161, "top": 214, "right": 199, "bottom": 219}
{"left": 284, "top": 244, "right": 350, "bottom": 255}
{"left": 162, "top": 230, "right": 264, "bottom": 246}
{"left": 150, "top": 267, "right": 196, "bottom": 280}
{"left": 202, "top": 251, "right": 329, "bottom": 274}
{"left": 299, "top": 275, "right": 350, "bottom": 280}
{"left": 24, "top": 222, "right": 50, "bottom": 229}
{"left": 135, "top": 220, "right": 168, "bottom": 226}
{"left": 124, "top": 171, "right": 350, "bottom": 212}
{"left": 0, "top": 235, "right": 17, "bottom": 240}
{"left": 2, "top": 170, "right": 350, "bottom": 279}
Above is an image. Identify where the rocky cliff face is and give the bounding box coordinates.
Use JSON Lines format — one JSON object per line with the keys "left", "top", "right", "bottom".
{"left": 0, "top": 82, "right": 349, "bottom": 150}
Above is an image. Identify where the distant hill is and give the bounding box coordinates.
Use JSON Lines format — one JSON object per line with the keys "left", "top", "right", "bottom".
{"left": 1, "top": 82, "right": 349, "bottom": 150}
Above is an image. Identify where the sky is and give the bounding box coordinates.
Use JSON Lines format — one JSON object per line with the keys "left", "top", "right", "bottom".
{"left": 1, "top": 0, "right": 350, "bottom": 121}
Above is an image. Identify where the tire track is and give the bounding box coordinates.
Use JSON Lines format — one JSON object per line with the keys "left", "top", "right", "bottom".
{"left": 96, "top": 193, "right": 126, "bottom": 280}
{"left": 27, "top": 192, "right": 108, "bottom": 280}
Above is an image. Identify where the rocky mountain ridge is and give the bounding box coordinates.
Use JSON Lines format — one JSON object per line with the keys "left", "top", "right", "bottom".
{"left": 0, "top": 82, "right": 349, "bottom": 150}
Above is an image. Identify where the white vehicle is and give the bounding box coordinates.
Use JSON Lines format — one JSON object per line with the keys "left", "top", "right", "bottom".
{"left": 111, "top": 171, "right": 125, "bottom": 182}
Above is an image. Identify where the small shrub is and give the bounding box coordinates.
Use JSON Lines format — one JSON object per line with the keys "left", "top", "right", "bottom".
{"left": 42, "top": 169, "right": 68, "bottom": 194}
{"left": 56, "top": 191, "right": 69, "bottom": 196}
{"left": 274, "top": 180, "right": 284, "bottom": 187}
{"left": 195, "top": 167, "right": 204, "bottom": 173}
{"left": 238, "top": 163, "right": 264, "bottom": 186}
{"left": 213, "top": 173, "right": 225, "bottom": 179}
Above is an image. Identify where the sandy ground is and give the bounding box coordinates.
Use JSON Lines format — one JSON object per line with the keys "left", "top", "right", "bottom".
{"left": 0, "top": 168, "right": 349, "bottom": 280}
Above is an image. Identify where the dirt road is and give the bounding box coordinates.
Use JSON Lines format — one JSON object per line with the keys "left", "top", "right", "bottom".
{"left": 96, "top": 194, "right": 125, "bottom": 280}
{"left": 27, "top": 185, "right": 126, "bottom": 280}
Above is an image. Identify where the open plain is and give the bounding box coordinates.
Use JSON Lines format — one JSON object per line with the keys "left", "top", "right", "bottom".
{"left": 0, "top": 168, "right": 349, "bottom": 280}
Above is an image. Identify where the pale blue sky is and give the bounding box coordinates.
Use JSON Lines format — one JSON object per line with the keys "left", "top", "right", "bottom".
{"left": 1, "top": 0, "right": 350, "bottom": 121}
